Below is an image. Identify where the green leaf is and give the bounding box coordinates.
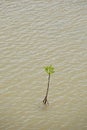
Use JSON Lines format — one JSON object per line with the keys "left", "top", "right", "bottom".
{"left": 44, "top": 65, "right": 55, "bottom": 74}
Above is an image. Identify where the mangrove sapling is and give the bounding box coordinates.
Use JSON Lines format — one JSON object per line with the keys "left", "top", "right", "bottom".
{"left": 43, "top": 65, "right": 55, "bottom": 104}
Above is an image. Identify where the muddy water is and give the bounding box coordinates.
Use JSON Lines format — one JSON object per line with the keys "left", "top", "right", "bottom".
{"left": 0, "top": 0, "right": 87, "bottom": 130}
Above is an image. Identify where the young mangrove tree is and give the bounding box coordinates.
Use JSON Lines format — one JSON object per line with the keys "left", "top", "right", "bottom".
{"left": 43, "top": 65, "right": 55, "bottom": 104}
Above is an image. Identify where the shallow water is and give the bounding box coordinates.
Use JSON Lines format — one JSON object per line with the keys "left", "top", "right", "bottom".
{"left": 0, "top": 0, "right": 87, "bottom": 130}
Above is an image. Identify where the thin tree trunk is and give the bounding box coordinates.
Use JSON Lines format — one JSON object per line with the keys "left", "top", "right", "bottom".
{"left": 43, "top": 73, "right": 50, "bottom": 104}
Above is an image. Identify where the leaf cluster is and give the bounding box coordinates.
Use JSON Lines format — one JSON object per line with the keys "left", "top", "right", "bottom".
{"left": 44, "top": 65, "right": 55, "bottom": 74}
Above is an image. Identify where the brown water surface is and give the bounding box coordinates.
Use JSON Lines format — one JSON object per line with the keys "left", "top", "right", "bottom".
{"left": 0, "top": 0, "right": 87, "bottom": 130}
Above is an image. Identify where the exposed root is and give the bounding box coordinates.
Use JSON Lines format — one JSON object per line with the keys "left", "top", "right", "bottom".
{"left": 43, "top": 96, "right": 49, "bottom": 104}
